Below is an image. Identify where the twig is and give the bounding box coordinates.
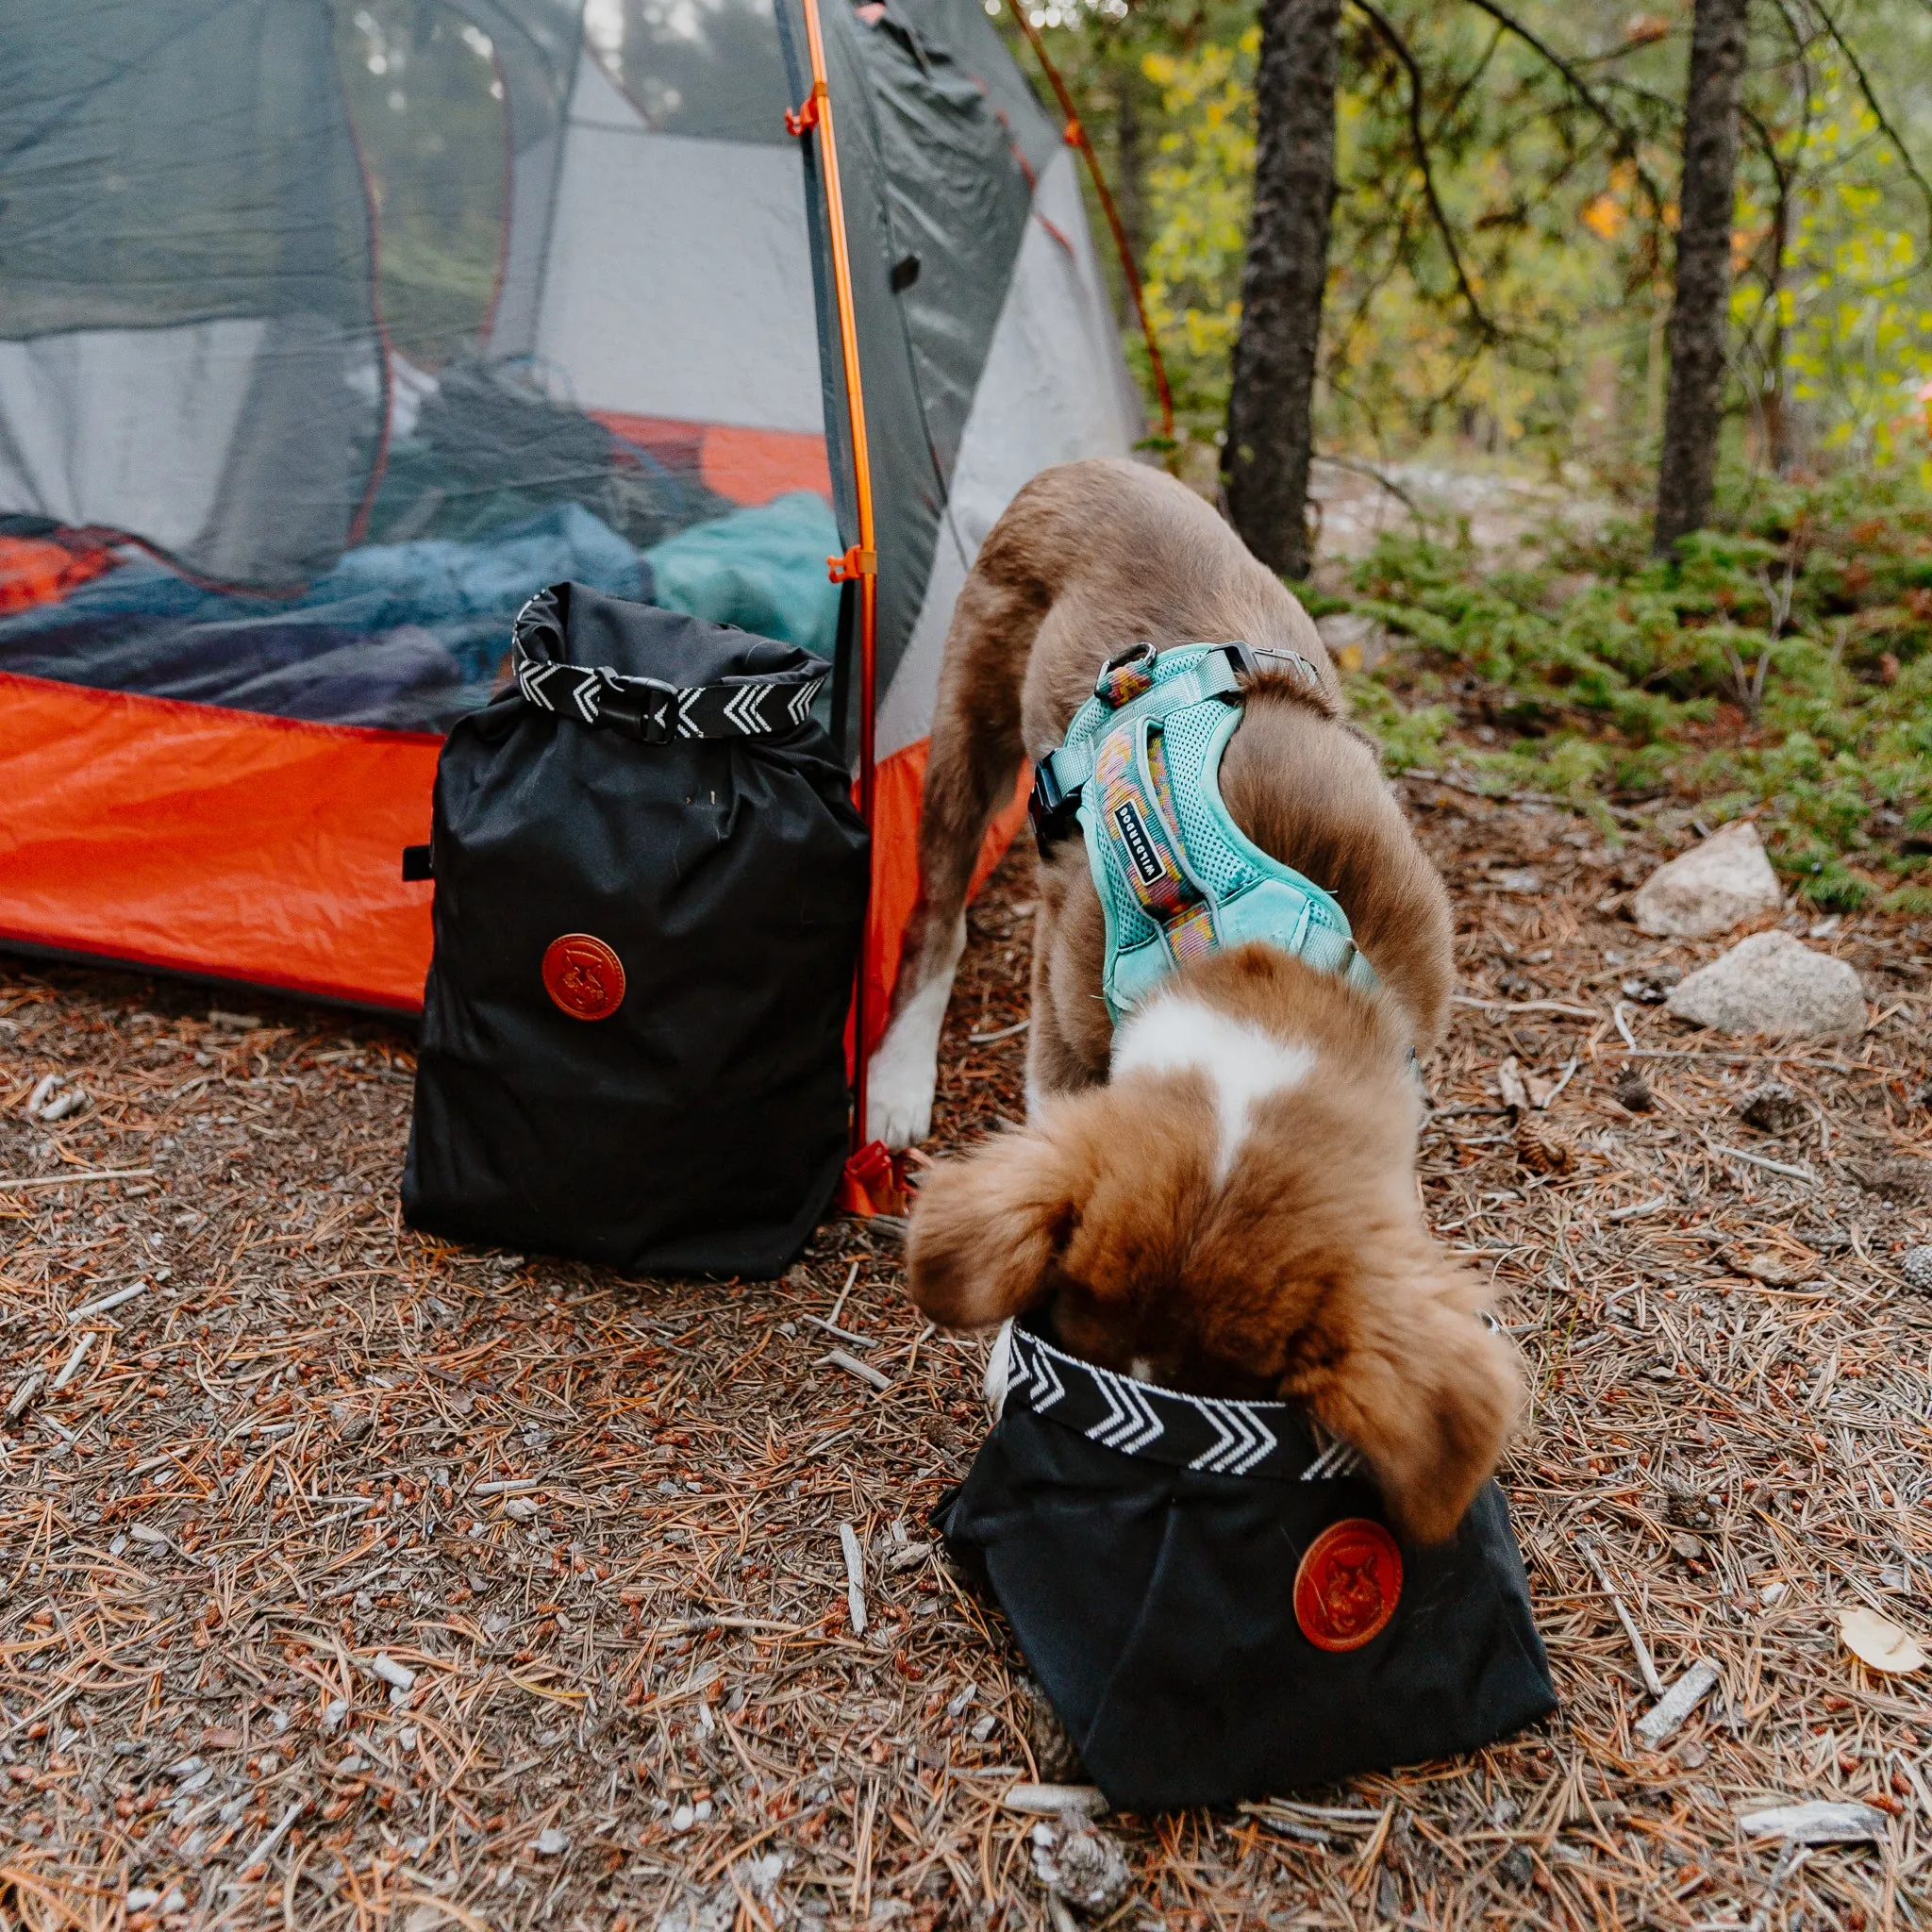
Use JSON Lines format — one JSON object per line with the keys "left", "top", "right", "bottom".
{"left": 225, "top": 1796, "right": 309, "bottom": 1885}
{"left": 1452, "top": 995, "right": 1600, "bottom": 1020}
{"left": 967, "top": 1019, "right": 1029, "bottom": 1044}
{"left": 1351, "top": 0, "right": 1499, "bottom": 341}
{"left": 1607, "top": 1195, "right": 1671, "bottom": 1223}
{"left": 68, "top": 1282, "right": 147, "bottom": 1323}
{"left": 828, "top": 1261, "right": 860, "bottom": 1330}
{"left": 802, "top": 1314, "right": 874, "bottom": 1349}
{"left": 50, "top": 1331, "right": 94, "bottom": 1393}
{"left": 838, "top": 1523, "right": 867, "bottom": 1637}
{"left": 1580, "top": 1536, "right": 1665, "bottom": 1699}
{"left": 821, "top": 1349, "right": 890, "bottom": 1393}
{"left": 1707, "top": 1141, "right": 1816, "bottom": 1183}
{"left": 0, "top": 1167, "right": 155, "bottom": 1191}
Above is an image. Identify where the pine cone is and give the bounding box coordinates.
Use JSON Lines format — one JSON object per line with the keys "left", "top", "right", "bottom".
{"left": 1514, "top": 1115, "right": 1576, "bottom": 1175}
{"left": 1021, "top": 1676, "right": 1081, "bottom": 1782}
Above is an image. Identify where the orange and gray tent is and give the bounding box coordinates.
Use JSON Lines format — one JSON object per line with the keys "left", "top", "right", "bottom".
{"left": 0, "top": 0, "right": 1140, "bottom": 1040}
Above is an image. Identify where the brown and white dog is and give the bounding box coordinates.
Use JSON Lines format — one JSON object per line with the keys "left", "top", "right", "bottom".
{"left": 873, "top": 458, "right": 1518, "bottom": 1544}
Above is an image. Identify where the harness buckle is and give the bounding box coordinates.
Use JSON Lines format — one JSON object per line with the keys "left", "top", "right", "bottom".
{"left": 1028, "top": 753, "right": 1082, "bottom": 857}
{"left": 1216, "top": 640, "right": 1260, "bottom": 686}
{"left": 593, "top": 670, "right": 677, "bottom": 744}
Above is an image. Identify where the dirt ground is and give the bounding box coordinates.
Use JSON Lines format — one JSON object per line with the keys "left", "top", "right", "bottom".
{"left": 4, "top": 782, "right": 1931, "bottom": 1932}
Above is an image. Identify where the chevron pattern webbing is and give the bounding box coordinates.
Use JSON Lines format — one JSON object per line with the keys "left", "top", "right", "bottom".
{"left": 510, "top": 642, "right": 825, "bottom": 743}
{"left": 1004, "top": 1321, "right": 1366, "bottom": 1484}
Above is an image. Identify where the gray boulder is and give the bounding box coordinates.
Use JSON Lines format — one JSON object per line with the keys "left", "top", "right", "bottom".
{"left": 1666, "top": 930, "right": 1866, "bottom": 1036}
{"left": 1633, "top": 820, "right": 1782, "bottom": 937}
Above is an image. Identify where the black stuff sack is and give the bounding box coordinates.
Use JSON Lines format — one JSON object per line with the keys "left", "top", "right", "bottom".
{"left": 401, "top": 582, "right": 868, "bottom": 1278}
{"left": 941, "top": 1316, "right": 1557, "bottom": 1812}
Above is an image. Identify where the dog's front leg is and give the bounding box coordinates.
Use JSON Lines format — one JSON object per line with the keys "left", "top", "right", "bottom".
{"left": 866, "top": 907, "right": 967, "bottom": 1148}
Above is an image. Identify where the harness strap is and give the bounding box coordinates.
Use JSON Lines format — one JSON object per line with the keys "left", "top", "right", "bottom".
{"left": 1092, "top": 718, "right": 1220, "bottom": 971}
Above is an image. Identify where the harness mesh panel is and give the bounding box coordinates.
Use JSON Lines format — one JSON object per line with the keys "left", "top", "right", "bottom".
{"left": 1158, "top": 708, "right": 1253, "bottom": 902}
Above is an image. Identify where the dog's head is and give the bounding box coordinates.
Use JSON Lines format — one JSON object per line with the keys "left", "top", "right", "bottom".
{"left": 906, "top": 948, "right": 1520, "bottom": 1544}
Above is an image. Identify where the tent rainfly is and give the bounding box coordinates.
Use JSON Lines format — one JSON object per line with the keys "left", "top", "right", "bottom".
{"left": 0, "top": 0, "right": 1141, "bottom": 1096}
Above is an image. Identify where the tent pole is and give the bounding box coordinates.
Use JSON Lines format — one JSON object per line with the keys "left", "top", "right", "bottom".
{"left": 1008, "top": 11, "right": 1176, "bottom": 455}
{"left": 793, "top": 0, "right": 884, "bottom": 1176}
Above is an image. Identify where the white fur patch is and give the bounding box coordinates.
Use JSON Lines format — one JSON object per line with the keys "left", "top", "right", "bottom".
{"left": 984, "top": 1319, "right": 1016, "bottom": 1417}
{"left": 1111, "top": 995, "right": 1316, "bottom": 1184}
{"left": 867, "top": 914, "right": 967, "bottom": 1147}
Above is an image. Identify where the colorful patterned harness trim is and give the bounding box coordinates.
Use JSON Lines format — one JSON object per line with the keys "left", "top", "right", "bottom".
{"left": 1029, "top": 641, "right": 1380, "bottom": 1022}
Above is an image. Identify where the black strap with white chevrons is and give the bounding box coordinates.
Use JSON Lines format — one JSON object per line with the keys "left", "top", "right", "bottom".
{"left": 509, "top": 600, "right": 826, "bottom": 747}
{"left": 1004, "top": 1318, "right": 1365, "bottom": 1484}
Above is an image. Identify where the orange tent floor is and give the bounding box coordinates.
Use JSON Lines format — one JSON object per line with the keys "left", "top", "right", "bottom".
{"left": 0, "top": 675, "right": 1025, "bottom": 1034}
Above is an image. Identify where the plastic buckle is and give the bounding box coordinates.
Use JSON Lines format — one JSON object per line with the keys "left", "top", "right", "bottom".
{"left": 595, "top": 671, "right": 676, "bottom": 744}
{"left": 1215, "top": 640, "right": 1259, "bottom": 689}
{"left": 1027, "top": 755, "right": 1082, "bottom": 857}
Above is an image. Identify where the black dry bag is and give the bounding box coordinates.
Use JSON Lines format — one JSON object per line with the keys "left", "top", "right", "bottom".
{"left": 941, "top": 1315, "right": 1557, "bottom": 1811}
{"left": 401, "top": 582, "right": 868, "bottom": 1277}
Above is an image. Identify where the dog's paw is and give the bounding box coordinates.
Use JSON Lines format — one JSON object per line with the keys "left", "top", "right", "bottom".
{"left": 867, "top": 1030, "right": 938, "bottom": 1147}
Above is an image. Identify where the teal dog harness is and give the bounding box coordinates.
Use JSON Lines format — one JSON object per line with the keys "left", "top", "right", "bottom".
{"left": 1028, "top": 641, "right": 1379, "bottom": 1022}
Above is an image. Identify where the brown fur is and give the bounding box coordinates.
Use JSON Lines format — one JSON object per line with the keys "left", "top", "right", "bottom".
{"left": 889, "top": 458, "right": 1518, "bottom": 1543}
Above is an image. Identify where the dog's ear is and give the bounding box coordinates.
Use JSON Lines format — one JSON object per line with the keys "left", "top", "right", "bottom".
{"left": 1285, "top": 1261, "right": 1521, "bottom": 1546}
{"left": 906, "top": 1126, "right": 1083, "bottom": 1331}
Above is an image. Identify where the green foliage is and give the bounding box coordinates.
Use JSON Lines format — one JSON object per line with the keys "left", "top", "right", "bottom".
{"left": 1341, "top": 475, "right": 1932, "bottom": 908}
{"left": 1011, "top": 0, "right": 1932, "bottom": 489}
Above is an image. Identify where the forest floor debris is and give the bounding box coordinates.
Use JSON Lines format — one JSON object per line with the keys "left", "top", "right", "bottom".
{"left": 2, "top": 784, "right": 1930, "bottom": 1929}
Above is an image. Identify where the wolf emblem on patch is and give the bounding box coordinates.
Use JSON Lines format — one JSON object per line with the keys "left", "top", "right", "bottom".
{"left": 1293, "top": 1519, "right": 1403, "bottom": 1652}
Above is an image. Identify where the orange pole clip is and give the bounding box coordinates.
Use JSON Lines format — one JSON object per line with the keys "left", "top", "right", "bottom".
{"left": 784, "top": 78, "right": 826, "bottom": 138}
{"left": 1062, "top": 117, "right": 1082, "bottom": 146}
{"left": 827, "top": 546, "right": 876, "bottom": 583}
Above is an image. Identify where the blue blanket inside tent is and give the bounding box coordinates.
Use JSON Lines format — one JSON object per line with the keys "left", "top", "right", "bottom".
{"left": 0, "top": 493, "right": 841, "bottom": 733}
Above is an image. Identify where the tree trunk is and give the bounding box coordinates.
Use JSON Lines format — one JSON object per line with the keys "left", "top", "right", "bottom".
{"left": 1224, "top": 0, "right": 1342, "bottom": 581}
{"left": 1653, "top": 0, "right": 1750, "bottom": 554}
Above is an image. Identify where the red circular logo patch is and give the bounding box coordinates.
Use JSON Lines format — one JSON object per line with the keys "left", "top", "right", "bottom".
{"left": 541, "top": 934, "right": 625, "bottom": 1021}
{"left": 1294, "top": 1518, "right": 1403, "bottom": 1653}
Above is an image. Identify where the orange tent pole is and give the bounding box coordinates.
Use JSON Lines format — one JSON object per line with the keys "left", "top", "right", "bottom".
{"left": 1008, "top": 11, "right": 1175, "bottom": 450}
{"left": 791, "top": 0, "right": 886, "bottom": 1178}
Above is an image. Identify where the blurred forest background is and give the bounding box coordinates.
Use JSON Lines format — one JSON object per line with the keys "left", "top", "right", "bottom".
{"left": 1004, "top": 0, "right": 1932, "bottom": 909}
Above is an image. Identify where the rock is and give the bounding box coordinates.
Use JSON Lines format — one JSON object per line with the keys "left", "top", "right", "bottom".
{"left": 331, "top": 1402, "right": 374, "bottom": 1445}
{"left": 1737, "top": 1082, "right": 1807, "bottom": 1134}
{"left": 1665, "top": 932, "right": 1866, "bottom": 1037}
{"left": 1633, "top": 821, "right": 1782, "bottom": 938}
{"left": 1903, "top": 1247, "right": 1932, "bottom": 1293}
{"left": 1739, "top": 1800, "right": 1889, "bottom": 1845}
